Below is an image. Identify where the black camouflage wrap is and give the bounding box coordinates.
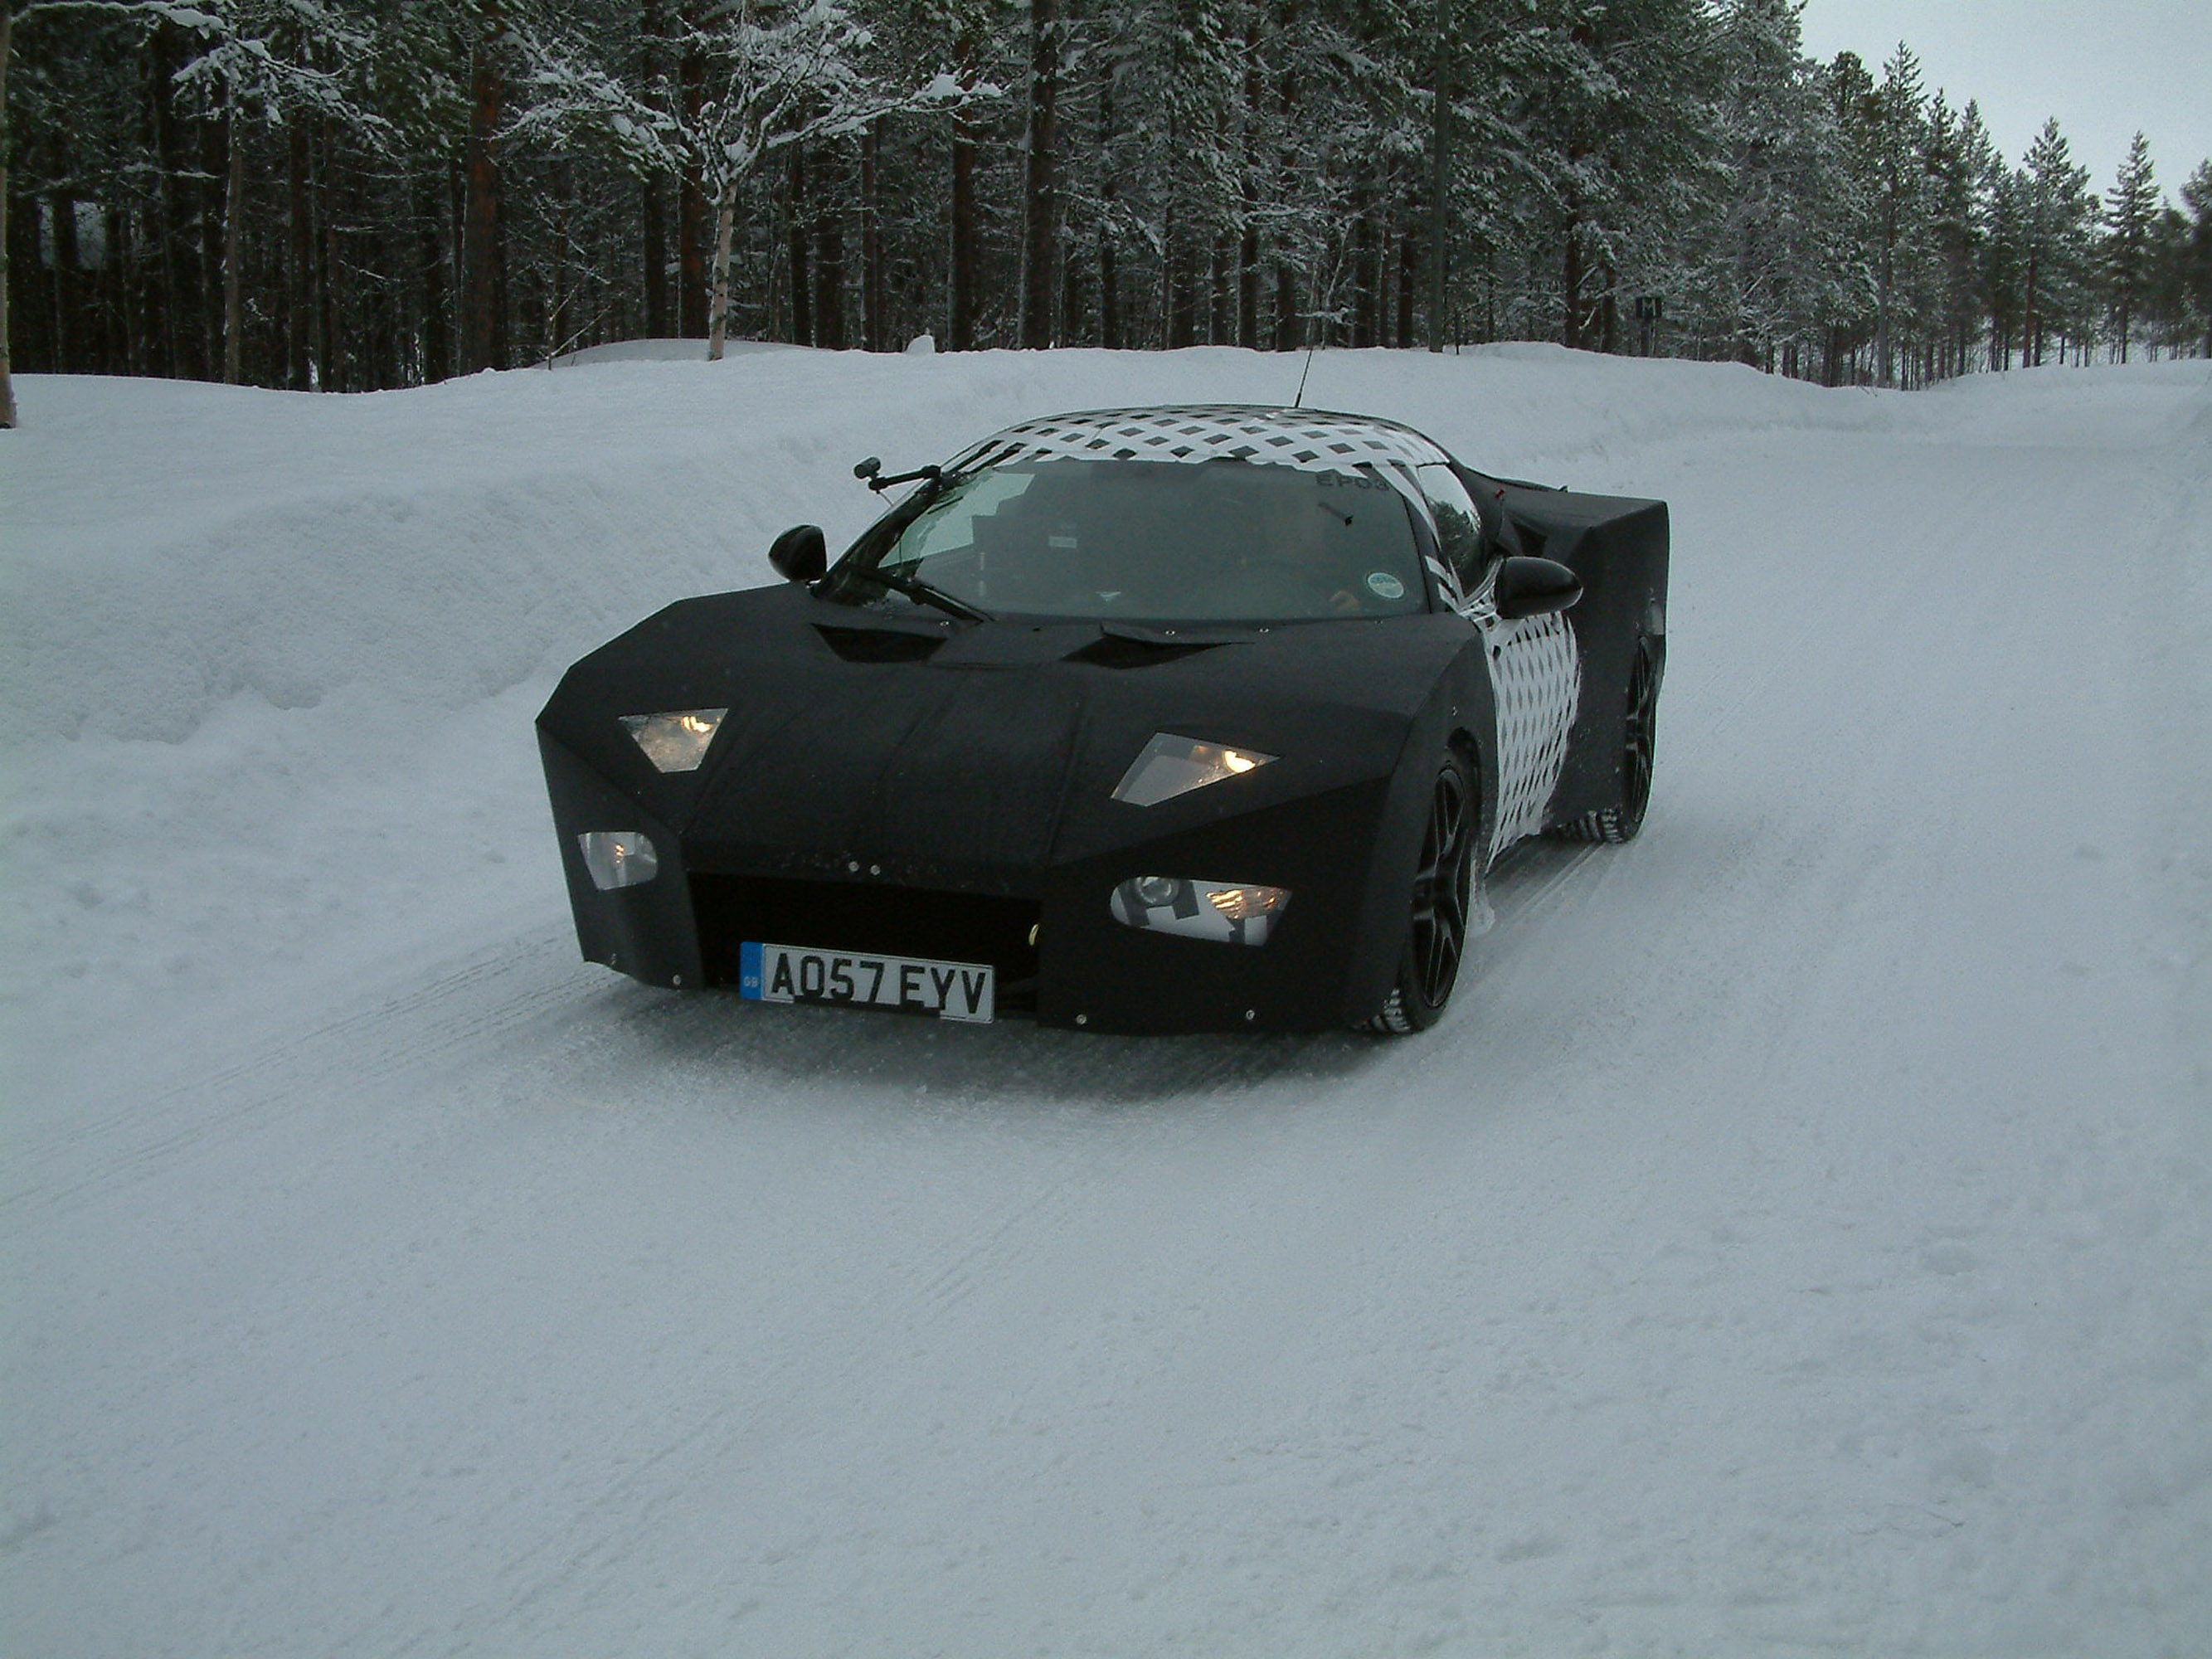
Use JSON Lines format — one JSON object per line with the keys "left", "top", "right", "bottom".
{"left": 537, "top": 406, "right": 1667, "bottom": 1033}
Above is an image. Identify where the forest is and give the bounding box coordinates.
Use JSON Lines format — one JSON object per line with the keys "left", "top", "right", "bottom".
{"left": 4, "top": 0, "right": 2210, "bottom": 426}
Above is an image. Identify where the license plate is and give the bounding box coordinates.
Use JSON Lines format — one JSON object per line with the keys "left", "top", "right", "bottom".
{"left": 738, "top": 941, "right": 995, "bottom": 1024}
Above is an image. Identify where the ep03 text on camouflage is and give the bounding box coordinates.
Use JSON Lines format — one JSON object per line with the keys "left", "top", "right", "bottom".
{"left": 537, "top": 405, "right": 1667, "bottom": 1034}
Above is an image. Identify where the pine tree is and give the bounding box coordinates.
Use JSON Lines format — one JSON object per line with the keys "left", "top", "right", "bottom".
{"left": 2100, "top": 131, "right": 2156, "bottom": 361}
{"left": 2020, "top": 118, "right": 2092, "bottom": 367}
{"left": 1980, "top": 155, "right": 2027, "bottom": 369}
{"left": 1866, "top": 43, "right": 1927, "bottom": 386}
{"left": 2184, "top": 160, "right": 2212, "bottom": 358}
{"left": 1697, "top": 0, "right": 1848, "bottom": 372}
{"left": 7, "top": 0, "right": 2197, "bottom": 391}
{"left": 1924, "top": 97, "right": 1994, "bottom": 377}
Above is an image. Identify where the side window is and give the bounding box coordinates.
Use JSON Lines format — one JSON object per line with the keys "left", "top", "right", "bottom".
{"left": 1417, "top": 463, "right": 1485, "bottom": 587}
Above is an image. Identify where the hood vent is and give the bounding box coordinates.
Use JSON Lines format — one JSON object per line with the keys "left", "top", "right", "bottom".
{"left": 1066, "top": 621, "right": 1252, "bottom": 670}
{"left": 814, "top": 625, "right": 947, "bottom": 664}
{"left": 1066, "top": 634, "right": 1220, "bottom": 669}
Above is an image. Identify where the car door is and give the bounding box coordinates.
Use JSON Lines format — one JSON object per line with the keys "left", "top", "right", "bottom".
{"left": 1417, "top": 464, "right": 1581, "bottom": 849}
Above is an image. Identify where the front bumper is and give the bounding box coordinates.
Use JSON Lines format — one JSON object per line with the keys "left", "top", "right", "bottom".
{"left": 542, "top": 730, "right": 1403, "bottom": 1033}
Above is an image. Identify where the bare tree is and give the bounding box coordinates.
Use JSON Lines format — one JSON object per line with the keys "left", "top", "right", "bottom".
{"left": 521, "top": 0, "right": 972, "bottom": 360}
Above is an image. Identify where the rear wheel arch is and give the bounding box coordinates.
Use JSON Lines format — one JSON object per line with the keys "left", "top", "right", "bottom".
{"left": 1551, "top": 632, "right": 1660, "bottom": 844}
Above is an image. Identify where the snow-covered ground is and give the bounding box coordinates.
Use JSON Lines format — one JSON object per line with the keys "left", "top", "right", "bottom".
{"left": 3, "top": 345, "right": 2208, "bottom": 1657}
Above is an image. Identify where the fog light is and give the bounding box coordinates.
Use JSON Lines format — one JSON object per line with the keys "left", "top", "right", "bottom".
{"left": 1111, "top": 877, "right": 1289, "bottom": 946}
{"left": 1132, "top": 874, "right": 1179, "bottom": 907}
{"left": 579, "top": 830, "right": 659, "bottom": 890}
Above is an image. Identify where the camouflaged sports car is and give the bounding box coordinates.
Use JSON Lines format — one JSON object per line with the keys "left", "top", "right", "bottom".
{"left": 537, "top": 404, "right": 1667, "bottom": 1034}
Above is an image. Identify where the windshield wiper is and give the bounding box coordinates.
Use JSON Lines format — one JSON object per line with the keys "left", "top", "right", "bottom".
{"left": 859, "top": 567, "right": 993, "bottom": 624}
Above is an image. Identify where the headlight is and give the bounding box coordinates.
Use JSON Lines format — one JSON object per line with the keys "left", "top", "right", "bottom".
{"left": 620, "top": 708, "right": 727, "bottom": 772}
{"left": 1111, "top": 733, "right": 1276, "bottom": 806}
{"left": 579, "top": 830, "right": 659, "bottom": 890}
{"left": 1111, "top": 877, "right": 1290, "bottom": 946}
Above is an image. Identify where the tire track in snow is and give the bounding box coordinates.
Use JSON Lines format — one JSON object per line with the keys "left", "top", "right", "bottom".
{"left": 450, "top": 1017, "right": 1378, "bottom": 1632}
{"left": 0, "top": 927, "right": 586, "bottom": 1224}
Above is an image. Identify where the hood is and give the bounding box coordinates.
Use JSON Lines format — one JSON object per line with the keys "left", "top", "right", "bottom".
{"left": 538, "top": 584, "right": 1476, "bottom": 894}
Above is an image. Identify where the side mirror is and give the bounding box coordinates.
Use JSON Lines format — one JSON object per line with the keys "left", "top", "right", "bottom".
{"left": 1494, "top": 556, "right": 1582, "bottom": 620}
{"left": 769, "top": 524, "right": 828, "bottom": 583}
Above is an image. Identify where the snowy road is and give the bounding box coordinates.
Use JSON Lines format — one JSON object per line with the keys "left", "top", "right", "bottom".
{"left": 5, "top": 349, "right": 2209, "bottom": 1655}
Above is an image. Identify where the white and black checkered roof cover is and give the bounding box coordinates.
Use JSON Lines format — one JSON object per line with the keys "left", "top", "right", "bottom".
{"left": 950, "top": 405, "right": 1454, "bottom": 476}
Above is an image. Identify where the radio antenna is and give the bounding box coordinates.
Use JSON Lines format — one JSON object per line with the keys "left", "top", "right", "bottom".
{"left": 1291, "top": 338, "right": 1318, "bottom": 408}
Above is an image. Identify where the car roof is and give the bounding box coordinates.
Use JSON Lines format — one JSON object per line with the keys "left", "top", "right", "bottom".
{"left": 948, "top": 404, "right": 1455, "bottom": 478}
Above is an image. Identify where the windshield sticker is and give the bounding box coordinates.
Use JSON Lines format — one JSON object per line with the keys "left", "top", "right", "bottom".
{"left": 1365, "top": 572, "right": 1407, "bottom": 601}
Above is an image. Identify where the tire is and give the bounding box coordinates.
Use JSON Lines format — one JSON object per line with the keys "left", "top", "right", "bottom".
{"left": 1366, "top": 748, "right": 1480, "bottom": 1034}
{"left": 1553, "top": 638, "right": 1659, "bottom": 845}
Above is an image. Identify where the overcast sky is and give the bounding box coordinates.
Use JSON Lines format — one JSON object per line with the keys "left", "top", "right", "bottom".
{"left": 1797, "top": 0, "right": 2211, "bottom": 197}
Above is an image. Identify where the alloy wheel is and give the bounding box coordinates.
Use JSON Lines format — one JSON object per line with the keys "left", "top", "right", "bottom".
{"left": 1408, "top": 761, "right": 1475, "bottom": 1010}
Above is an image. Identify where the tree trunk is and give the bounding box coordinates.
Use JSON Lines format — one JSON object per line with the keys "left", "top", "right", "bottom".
{"left": 1237, "top": 222, "right": 1260, "bottom": 350}
{"left": 1209, "top": 238, "right": 1230, "bottom": 343}
{"left": 199, "top": 113, "right": 224, "bottom": 376}
{"left": 1395, "top": 206, "right": 1417, "bottom": 347}
{"left": 1351, "top": 187, "right": 1378, "bottom": 348}
{"left": 1237, "top": 33, "right": 1262, "bottom": 350}
{"left": 786, "top": 145, "right": 813, "bottom": 346}
{"left": 641, "top": 0, "right": 670, "bottom": 337}
{"left": 1561, "top": 207, "right": 1582, "bottom": 349}
{"left": 815, "top": 152, "right": 846, "bottom": 351}
{"left": 98, "top": 204, "right": 124, "bottom": 372}
{"left": 1275, "top": 258, "right": 1300, "bottom": 350}
{"left": 678, "top": 8, "right": 707, "bottom": 336}
{"left": 1100, "top": 237, "right": 1120, "bottom": 348}
{"left": 1874, "top": 211, "right": 1894, "bottom": 386}
{"left": 1062, "top": 227, "right": 1084, "bottom": 343}
{"left": 1273, "top": 17, "right": 1302, "bottom": 353}
{"left": 1019, "top": 0, "right": 1060, "bottom": 348}
{"left": 461, "top": 19, "right": 505, "bottom": 373}
{"left": 643, "top": 175, "right": 670, "bottom": 336}
{"left": 222, "top": 108, "right": 244, "bottom": 384}
{"left": 288, "top": 119, "right": 313, "bottom": 387}
{"left": 53, "top": 191, "right": 80, "bottom": 369}
{"left": 119, "top": 201, "right": 145, "bottom": 374}
{"left": 2023, "top": 248, "right": 2039, "bottom": 367}
{"left": 149, "top": 26, "right": 187, "bottom": 377}
{"left": 1098, "top": 61, "right": 1120, "bottom": 349}
{"left": 323, "top": 138, "right": 348, "bottom": 388}
{"left": 417, "top": 177, "right": 450, "bottom": 383}
{"left": 1164, "top": 211, "right": 1197, "bottom": 348}
{"left": 315, "top": 119, "right": 337, "bottom": 382}
{"left": 1427, "top": 10, "right": 1449, "bottom": 353}
{"left": 0, "top": 8, "right": 17, "bottom": 428}
{"left": 950, "top": 63, "right": 978, "bottom": 351}
{"left": 707, "top": 178, "right": 737, "bottom": 361}
{"left": 547, "top": 179, "right": 569, "bottom": 363}
{"left": 860, "top": 117, "right": 883, "bottom": 350}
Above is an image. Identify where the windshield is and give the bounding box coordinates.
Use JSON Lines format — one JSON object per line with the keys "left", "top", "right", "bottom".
{"left": 824, "top": 459, "right": 1427, "bottom": 623}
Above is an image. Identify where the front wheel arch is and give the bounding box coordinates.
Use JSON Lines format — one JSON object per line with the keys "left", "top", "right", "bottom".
{"left": 1364, "top": 746, "right": 1482, "bottom": 1035}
